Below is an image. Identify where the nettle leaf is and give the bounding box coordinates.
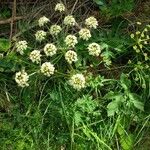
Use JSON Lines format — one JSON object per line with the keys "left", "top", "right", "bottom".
{"left": 0, "top": 38, "right": 11, "bottom": 52}
{"left": 120, "top": 73, "right": 131, "bottom": 90}
{"left": 129, "top": 93, "right": 144, "bottom": 111}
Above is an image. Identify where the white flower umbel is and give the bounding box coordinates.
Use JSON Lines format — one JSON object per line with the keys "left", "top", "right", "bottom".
{"left": 38, "top": 16, "right": 49, "bottom": 27}
{"left": 65, "top": 50, "right": 78, "bottom": 64}
{"left": 50, "top": 25, "right": 62, "bottom": 36}
{"left": 69, "top": 74, "right": 86, "bottom": 90}
{"left": 88, "top": 43, "right": 101, "bottom": 56}
{"left": 29, "top": 50, "right": 41, "bottom": 64}
{"left": 64, "top": 15, "right": 76, "bottom": 26}
{"left": 79, "top": 28, "right": 91, "bottom": 41}
{"left": 41, "top": 62, "right": 55, "bottom": 77}
{"left": 16, "top": 40, "right": 27, "bottom": 55}
{"left": 55, "top": 3, "right": 65, "bottom": 12}
{"left": 85, "top": 16, "right": 98, "bottom": 29}
{"left": 44, "top": 43, "right": 57, "bottom": 57}
{"left": 65, "top": 35, "right": 78, "bottom": 47}
{"left": 15, "top": 70, "right": 29, "bottom": 87}
{"left": 35, "top": 30, "right": 46, "bottom": 42}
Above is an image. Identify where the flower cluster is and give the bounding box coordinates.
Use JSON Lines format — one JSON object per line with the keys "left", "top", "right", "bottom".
{"left": 15, "top": 70, "right": 29, "bottom": 87}
{"left": 65, "top": 50, "right": 78, "bottom": 64}
{"left": 65, "top": 35, "right": 78, "bottom": 47}
{"left": 88, "top": 43, "right": 101, "bottom": 56}
{"left": 131, "top": 23, "right": 150, "bottom": 59}
{"left": 16, "top": 40, "right": 27, "bottom": 55}
{"left": 38, "top": 16, "right": 49, "bottom": 27}
{"left": 44, "top": 43, "right": 57, "bottom": 57}
{"left": 50, "top": 25, "right": 62, "bottom": 36}
{"left": 29, "top": 50, "right": 41, "bottom": 64}
{"left": 64, "top": 15, "right": 76, "bottom": 26}
{"left": 14, "top": 2, "right": 101, "bottom": 91}
{"left": 85, "top": 16, "right": 98, "bottom": 29}
{"left": 35, "top": 30, "right": 46, "bottom": 41}
{"left": 79, "top": 28, "right": 91, "bottom": 41}
{"left": 69, "top": 74, "right": 86, "bottom": 90}
{"left": 55, "top": 3, "right": 65, "bottom": 12}
{"left": 40, "top": 62, "right": 55, "bottom": 77}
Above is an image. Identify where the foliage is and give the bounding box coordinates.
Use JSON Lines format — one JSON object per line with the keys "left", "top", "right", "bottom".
{"left": 0, "top": 1, "right": 150, "bottom": 150}
{"left": 93, "top": 0, "right": 134, "bottom": 18}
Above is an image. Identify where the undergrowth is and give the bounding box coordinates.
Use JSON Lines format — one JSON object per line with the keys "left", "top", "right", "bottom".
{"left": 0, "top": 1, "right": 150, "bottom": 150}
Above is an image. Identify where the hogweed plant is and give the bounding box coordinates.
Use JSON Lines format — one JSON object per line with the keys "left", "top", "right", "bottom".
{"left": 131, "top": 22, "right": 150, "bottom": 59}
{"left": 14, "top": 2, "right": 109, "bottom": 90}
{"left": 129, "top": 22, "right": 150, "bottom": 91}
{"left": 1, "top": 2, "right": 150, "bottom": 150}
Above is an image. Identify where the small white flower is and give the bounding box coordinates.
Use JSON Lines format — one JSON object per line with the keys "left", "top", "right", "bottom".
{"left": 16, "top": 40, "right": 27, "bottom": 55}
{"left": 44, "top": 43, "right": 57, "bottom": 57}
{"left": 41, "top": 62, "right": 55, "bottom": 77}
{"left": 35, "top": 30, "right": 46, "bottom": 42}
{"left": 15, "top": 70, "right": 29, "bottom": 87}
{"left": 38, "top": 16, "right": 49, "bottom": 27}
{"left": 69, "top": 74, "right": 86, "bottom": 90}
{"left": 88, "top": 43, "right": 101, "bottom": 56}
{"left": 85, "top": 16, "right": 98, "bottom": 29}
{"left": 64, "top": 15, "right": 76, "bottom": 26}
{"left": 50, "top": 25, "right": 62, "bottom": 36}
{"left": 65, "top": 35, "right": 78, "bottom": 47}
{"left": 65, "top": 50, "right": 78, "bottom": 64}
{"left": 29, "top": 50, "right": 41, "bottom": 64}
{"left": 55, "top": 3, "right": 65, "bottom": 12}
{"left": 79, "top": 28, "right": 91, "bottom": 41}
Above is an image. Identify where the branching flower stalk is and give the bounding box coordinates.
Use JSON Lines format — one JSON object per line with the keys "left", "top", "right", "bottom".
{"left": 13, "top": 2, "right": 108, "bottom": 90}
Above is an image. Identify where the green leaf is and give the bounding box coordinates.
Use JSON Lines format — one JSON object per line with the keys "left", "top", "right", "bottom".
{"left": 120, "top": 73, "right": 131, "bottom": 90}
{"left": 120, "top": 134, "right": 134, "bottom": 150}
{"left": 107, "top": 101, "right": 119, "bottom": 116}
{"left": 93, "top": 0, "right": 105, "bottom": 6}
{"left": 0, "top": 38, "right": 11, "bottom": 52}
{"left": 74, "top": 111, "right": 82, "bottom": 126}
{"left": 106, "top": 91, "right": 124, "bottom": 116}
{"left": 107, "top": 102, "right": 117, "bottom": 116}
{"left": 104, "top": 91, "right": 123, "bottom": 102}
{"left": 117, "top": 124, "right": 125, "bottom": 136}
{"left": 129, "top": 93, "right": 144, "bottom": 111}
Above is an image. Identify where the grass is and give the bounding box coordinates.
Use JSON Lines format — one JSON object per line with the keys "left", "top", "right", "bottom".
{"left": 0, "top": 0, "right": 150, "bottom": 150}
